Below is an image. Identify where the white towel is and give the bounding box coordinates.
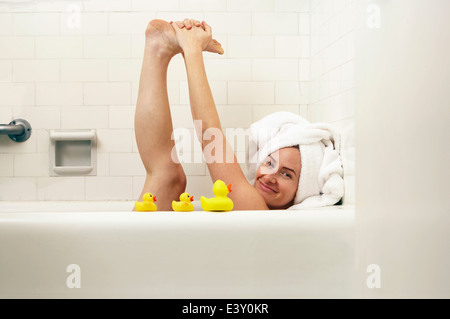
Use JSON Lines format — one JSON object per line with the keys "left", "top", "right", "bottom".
{"left": 246, "top": 111, "right": 344, "bottom": 209}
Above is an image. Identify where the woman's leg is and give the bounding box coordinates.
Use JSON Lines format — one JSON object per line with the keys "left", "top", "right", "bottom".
{"left": 134, "top": 20, "right": 186, "bottom": 210}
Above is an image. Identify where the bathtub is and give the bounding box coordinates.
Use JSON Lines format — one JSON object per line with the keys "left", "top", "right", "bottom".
{"left": 0, "top": 201, "right": 355, "bottom": 298}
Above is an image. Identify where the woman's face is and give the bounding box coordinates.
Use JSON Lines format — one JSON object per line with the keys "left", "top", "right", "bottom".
{"left": 254, "top": 147, "right": 301, "bottom": 209}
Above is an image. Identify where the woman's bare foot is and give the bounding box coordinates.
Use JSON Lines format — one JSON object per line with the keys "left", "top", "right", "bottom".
{"left": 145, "top": 19, "right": 223, "bottom": 58}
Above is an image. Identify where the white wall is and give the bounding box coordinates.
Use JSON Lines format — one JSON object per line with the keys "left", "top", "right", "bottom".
{"left": 310, "top": 0, "right": 355, "bottom": 205}
{"left": 0, "top": 0, "right": 354, "bottom": 202}
{"left": 355, "top": 0, "right": 450, "bottom": 298}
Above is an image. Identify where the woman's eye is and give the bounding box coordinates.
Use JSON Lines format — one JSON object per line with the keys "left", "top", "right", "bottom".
{"left": 265, "top": 160, "right": 273, "bottom": 167}
{"left": 281, "top": 171, "right": 291, "bottom": 178}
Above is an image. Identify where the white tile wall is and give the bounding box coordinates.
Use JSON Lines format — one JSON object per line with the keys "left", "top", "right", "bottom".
{"left": 0, "top": 0, "right": 354, "bottom": 203}
{"left": 309, "top": 0, "right": 355, "bottom": 204}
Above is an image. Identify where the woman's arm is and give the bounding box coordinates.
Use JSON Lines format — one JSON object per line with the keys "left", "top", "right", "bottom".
{"left": 173, "top": 21, "right": 268, "bottom": 210}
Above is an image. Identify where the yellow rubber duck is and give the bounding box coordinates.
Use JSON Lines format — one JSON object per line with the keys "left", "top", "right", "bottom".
{"left": 172, "top": 192, "right": 194, "bottom": 212}
{"left": 135, "top": 193, "right": 157, "bottom": 212}
{"left": 200, "top": 180, "right": 233, "bottom": 212}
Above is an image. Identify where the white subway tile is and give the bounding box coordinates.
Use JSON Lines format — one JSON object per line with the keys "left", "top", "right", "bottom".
{"left": 204, "top": 59, "right": 251, "bottom": 81}
{"left": 275, "top": 81, "right": 301, "bottom": 104}
{"left": 0, "top": 154, "right": 14, "bottom": 176}
{"left": 343, "top": 173, "right": 354, "bottom": 205}
{"left": 205, "top": 12, "right": 252, "bottom": 35}
{"left": 186, "top": 176, "right": 214, "bottom": 198}
{"left": 61, "top": 106, "right": 109, "bottom": 129}
{"left": 36, "top": 129, "right": 50, "bottom": 153}
{"left": 131, "top": 34, "right": 145, "bottom": 58}
{"left": 131, "top": 130, "right": 139, "bottom": 153}
{"left": 275, "top": 0, "right": 310, "bottom": 12}
{"left": 252, "top": 59, "right": 298, "bottom": 81}
{"left": 109, "top": 106, "right": 135, "bottom": 129}
{"left": 333, "top": 67, "right": 344, "bottom": 95}
{"left": 346, "top": 31, "right": 354, "bottom": 61}
{"left": 84, "top": 0, "right": 131, "bottom": 11}
{"left": 109, "top": 12, "right": 155, "bottom": 35}
{"left": 0, "top": 83, "right": 35, "bottom": 106}
{"left": 228, "top": 82, "right": 274, "bottom": 105}
{"left": 299, "top": 12, "right": 310, "bottom": 34}
{"left": 131, "top": 81, "right": 139, "bottom": 108}
{"left": 275, "top": 35, "right": 309, "bottom": 58}
{"left": 12, "top": 60, "right": 60, "bottom": 82}
{"left": 299, "top": 104, "right": 308, "bottom": 118}
{"left": 309, "top": 102, "right": 325, "bottom": 122}
{"left": 0, "top": 2, "right": 36, "bottom": 13}
{"left": 155, "top": 12, "right": 205, "bottom": 24}
{"left": 0, "top": 13, "right": 12, "bottom": 35}
{"left": 84, "top": 36, "right": 131, "bottom": 58}
{"left": 0, "top": 37, "right": 35, "bottom": 58}
{"left": 340, "top": 146, "right": 354, "bottom": 175}
{"left": 298, "top": 81, "right": 311, "bottom": 104}
{"left": 0, "top": 177, "right": 37, "bottom": 200}
{"left": 182, "top": 162, "right": 207, "bottom": 176}
{"left": 341, "top": 3, "right": 355, "bottom": 35}
{"left": 61, "top": 59, "right": 108, "bottom": 82}
{"left": 228, "top": 0, "right": 274, "bottom": 12}
{"left": 217, "top": 105, "right": 253, "bottom": 129}
{"left": 14, "top": 153, "right": 48, "bottom": 177}
{"left": 12, "top": 106, "right": 60, "bottom": 130}
{"left": 37, "top": 177, "right": 85, "bottom": 200}
{"left": 13, "top": 13, "right": 60, "bottom": 35}
{"left": 252, "top": 104, "right": 300, "bottom": 122}
{"left": 61, "top": 12, "right": 108, "bottom": 35}
{"left": 36, "top": 36, "right": 83, "bottom": 58}
{"left": 132, "top": 0, "right": 178, "bottom": 11}
{"left": 170, "top": 104, "right": 194, "bottom": 129}
{"left": 0, "top": 106, "right": 12, "bottom": 122}
{"left": 180, "top": 0, "right": 226, "bottom": 12}
{"left": 299, "top": 58, "right": 310, "bottom": 81}
{"left": 167, "top": 80, "right": 180, "bottom": 105}
{"left": 132, "top": 176, "right": 146, "bottom": 199}
{"left": 36, "top": 82, "right": 83, "bottom": 106}
{"left": 36, "top": 1, "right": 84, "bottom": 12}
{"left": 85, "top": 176, "right": 133, "bottom": 200}
{"left": 227, "top": 36, "right": 274, "bottom": 58}
{"left": 252, "top": 13, "right": 298, "bottom": 35}
{"left": 336, "top": 89, "right": 354, "bottom": 119}
{"left": 84, "top": 82, "right": 132, "bottom": 105}
{"left": 108, "top": 59, "right": 141, "bottom": 82}
{"left": 167, "top": 56, "right": 188, "bottom": 81}
{"left": 334, "top": 118, "right": 354, "bottom": 148}
{"left": 96, "top": 152, "right": 110, "bottom": 176}
{"left": 0, "top": 60, "right": 12, "bottom": 82}
{"left": 96, "top": 129, "right": 133, "bottom": 153}
{"left": 341, "top": 60, "right": 354, "bottom": 91}
{"left": 109, "top": 153, "right": 145, "bottom": 176}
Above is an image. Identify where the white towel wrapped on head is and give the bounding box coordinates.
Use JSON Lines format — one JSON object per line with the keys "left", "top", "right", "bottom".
{"left": 246, "top": 111, "right": 344, "bottom": 209}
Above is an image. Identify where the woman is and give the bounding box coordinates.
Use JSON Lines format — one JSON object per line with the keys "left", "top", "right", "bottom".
{"left": 134, "top": 19, "right": 343, "bottom": 211}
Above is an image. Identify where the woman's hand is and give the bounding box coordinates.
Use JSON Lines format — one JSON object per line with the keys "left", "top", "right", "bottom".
{"left": 171, "top": 19, "right": 212, "bottom": 54}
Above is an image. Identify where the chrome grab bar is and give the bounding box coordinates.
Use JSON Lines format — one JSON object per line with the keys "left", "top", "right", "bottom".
{"left": 0, "top": 119, "right": 32, "bottom": 142}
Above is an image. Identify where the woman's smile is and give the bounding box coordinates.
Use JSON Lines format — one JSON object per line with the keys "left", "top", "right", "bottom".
{"left": 257, "top": 178, "right": 278, "bottom": 193}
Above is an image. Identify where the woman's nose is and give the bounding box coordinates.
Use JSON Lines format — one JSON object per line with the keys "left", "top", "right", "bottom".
{"left": 264, "top": 173, "right": 277, "bottom": 184}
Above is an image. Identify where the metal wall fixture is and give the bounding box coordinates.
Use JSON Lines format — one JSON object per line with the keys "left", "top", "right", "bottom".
{"left": 0, "top": 119, "right": 32, "bottom": 142}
